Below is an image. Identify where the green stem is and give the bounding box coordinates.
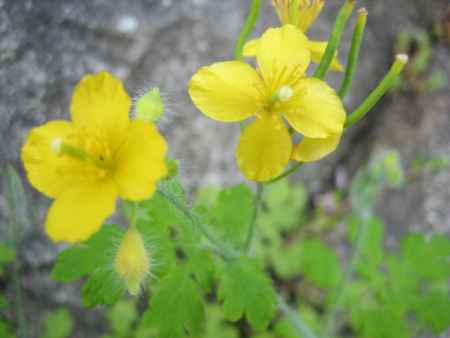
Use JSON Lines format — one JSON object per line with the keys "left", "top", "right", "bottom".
{"left": 158, "top": 187, "right": 315, "bottom": 338}
{"left": 234, "top": 0, "right": 262, "bottom": 59}
{"left": 313, "top": 0, "right": 355, "bottom": 79}
{"left": 322, "top": 214, "right": 370, "bottom": 338}
{"left": 279, "top": 296, "right": 319, "bottom": 338}
{"left": 338, "top": 8, "right": 368, "bottom": 98}
{"left": 12, "top": 258, "right": 27, "bottom": 338}
{"left": 157, "top": 189, "right": 240, "bottom": 260}
{"left": 244, "top": 183, "right": 264, "bottom": 252}
{"left": 345, "top": 54, "right": 409, "bottom": 128}
{"left": 268, "top": 162, "right": 303, "bottom": 184}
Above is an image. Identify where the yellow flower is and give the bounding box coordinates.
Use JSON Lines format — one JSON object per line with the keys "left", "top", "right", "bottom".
{"left": 115, "top": 226, "right": 150, "bottom": 296}
{"left": 21, "top": 71, "right": 168, "bottom": 243}
{"left": 245, "top": 0, "right": 343, "bottom": 71}
{"left": 189, "top": 25, "right": 346, "bottom": 182}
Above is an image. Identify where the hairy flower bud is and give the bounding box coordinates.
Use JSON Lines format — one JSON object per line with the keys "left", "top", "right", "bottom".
{"left": 114, "top": 227, "right": 150, "bottom": 296}
{"left": 135, "top": 87, "right": 165, "bottom": 123}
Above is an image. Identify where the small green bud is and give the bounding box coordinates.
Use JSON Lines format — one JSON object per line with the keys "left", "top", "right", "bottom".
{"left": 166, "top": 158, "right": 179, "bottom": 179}
{"left": 135, "top": 87, "right": 164, "bottom": 123}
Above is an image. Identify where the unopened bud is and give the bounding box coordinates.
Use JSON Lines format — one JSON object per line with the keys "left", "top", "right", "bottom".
{"left": 135, "top": 87, "right": 165, "bottom": 123}
{"left": 114, "top": 227, "right": 150, "bottom": 296}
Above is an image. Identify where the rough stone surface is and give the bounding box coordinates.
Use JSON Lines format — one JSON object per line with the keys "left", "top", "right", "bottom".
{"left": 0, "top": 0, "right": 449, "bottom": 337}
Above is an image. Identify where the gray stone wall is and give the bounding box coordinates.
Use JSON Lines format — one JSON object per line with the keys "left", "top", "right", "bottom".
{"left": 0, "top": 0, "right": 449, "bottom": 336}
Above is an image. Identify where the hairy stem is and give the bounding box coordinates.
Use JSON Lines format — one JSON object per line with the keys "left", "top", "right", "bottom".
{"left": 279, "top": 296, "right": 319, "bottom": 338}
{"left": 322, "top": 214, "right": 370, "bottom": 337}
{"left": 234, "top": 0, "right": 262, "bottom": 59}
{"left": 157, "top": 189, "right": 240, "bottom": 260}
{"left": 339, "top": 8, "right": 368, "bottom": 98}
{"left": 313, "top": 0, "right": 355, "bottom": 79}
{"left": 158, "top": 186, "right": 315, "bottom": 338}
{"left": 345, "top": 54, "right": 408, "bottom": 128}
{"left": 12, "top": 254, "right": 27, "bottom": 338}
{"left": 244, "top": 183, "right": 264, "bottom": 252}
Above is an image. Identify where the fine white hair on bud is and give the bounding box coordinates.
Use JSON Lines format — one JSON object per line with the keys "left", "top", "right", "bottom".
{"left": 277, "top": 85, "right": 294, "bottom": 102}
{"left": 114, "top": 227, "right": 150, "bottom": 296}
{"left": 51, "top": 138, "right": 62, "bottom": 155}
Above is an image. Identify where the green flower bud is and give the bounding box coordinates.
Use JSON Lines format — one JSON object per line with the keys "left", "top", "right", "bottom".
{"left": 135, "top": 87, "right": 164, "bottom": 123}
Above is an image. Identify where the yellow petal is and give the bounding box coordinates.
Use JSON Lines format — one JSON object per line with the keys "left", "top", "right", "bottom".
{"left": 291, "top": 133, "right": 342, "bottom": 162}
{"left": 237, "top": 115, "right": 292, "bottom": 182}
{"left": 70, "top": 71, "right": 131, "bottom": 151}
{"left": 297, "top": 0, "right": 325, "bottom": 32}
{"left": 21, "top": 121, "right": 80, "bottom": 198}
{"left": 188, "top": 61, "right": 262, "bottom": 122}
{"left": 284, "top": 78, "right": 346, "bottom": 138}
{"left": 256, "top": 25, "right": 311, "bottom": 83}
{"left": 45, "top": 179, "right": 117, "bottom": 243}
{"left": 308, "top": 41, "right": 344, "bottom": 72}
{"left": 113, "top": 120, "right": 168, "bottom": 201}
{"left": 243, "top": 38, "right": 260, "bottom": 57}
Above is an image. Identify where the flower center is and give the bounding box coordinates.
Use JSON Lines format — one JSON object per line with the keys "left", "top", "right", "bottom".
{"left": 51, "top": 129, "right": 112, "bottom": 172}
{"left": 277, "top": 85, "right": 294, "bottom": 102}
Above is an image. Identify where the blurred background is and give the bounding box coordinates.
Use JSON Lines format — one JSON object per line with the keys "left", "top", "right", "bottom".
{"left": 0, "top": 0, "right": 449, "bottom": 337}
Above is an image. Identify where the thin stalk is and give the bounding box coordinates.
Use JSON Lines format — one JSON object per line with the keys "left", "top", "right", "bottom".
{"left": 313, "top": 0, "right": 355, "bottom": 79}
{"left": 157, "top": 189, "right": 240, "bottom": 260}
{"left": 345, "top": 54, "right": 409, "bottom": 128}
{"left": 268, "top": 162, "right": 303, "bottom": 184}
{"left": 158, "top": 187, "right": 315, "bottom": 338}
{"left": 338, "top": 8, "right": 368, "bottom": 98}
{"left": 234, "top": 0, "right": 262, "bottom": 59}
{"left": 322, "top": 214, "right": 370, "bottom": 338}
{"left": 278, "top": 296, "right": 319, "bottom": 338}
{"left": 12, "top": 257, "right": 27, "bottom": 338}
{"left": 244, "top": 183, "right": 264, "bottom": 252}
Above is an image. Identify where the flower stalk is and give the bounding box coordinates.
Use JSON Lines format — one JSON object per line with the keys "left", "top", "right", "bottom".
{"left": 234, "top": 0, "right": 262, "bottom": 59}
{"left": 313, "top": 0, "right": 355, "bottom": 79}
{"left": 345, "top": 54, "right": 409, "bottom": 128}
{"left": 339, "top": 8, "right": 368, "bottom": 98}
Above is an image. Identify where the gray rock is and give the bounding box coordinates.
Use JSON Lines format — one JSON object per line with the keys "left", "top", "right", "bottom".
{"left": 0, "top": 0, "right": 449, "bottom": 337}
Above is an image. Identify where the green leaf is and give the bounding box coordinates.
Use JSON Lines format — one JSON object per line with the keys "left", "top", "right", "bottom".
{"left": 137, "top": 218, "right": 176, "bottom": 279}
{"left": 41, "top": 308, "right": 74, "bottom": 338}
{"left": 82, "top": 268, "right": 126, "bottom": 307}
{"left": 414, "top": 290, "right": 450, "bottom": 333}
{"left": 351, "top": 306, "right": 410, "bottom": 338}
{"left": 204, "top": 304, "right": 239, "bottom": 338}
{"left": 52, "top": 224, "right": 123, "bottom": 282}
{"left": 218, "top": 257, "right": 277, "bottom": 330}
{"left": 106, "top": 300, "right": 138, "bottom": 336}
{"left": 270, "top": 244, "right": 303, "bottom": 279}
{"left": 2, "top": 165, "right": 30, "bottom": 241}
{"left": 262, "top": 180, "right": 307, "bottom": 232}
{"left": 142, "top": 265, "right": 205, "bottom": 338}
{"left": 187, "top": 249, "right": 215, "bottom": 293}
{"left": 275, "top": 305, "right": 319, "bottom": 338}
{"left": 0, "top": 321, "right": 14, "bottom": 338}
{"left": 0, "top": 295, "right": 8, "bottom": 309}
{"left": 400, "top": 233, "right": 450, "bottom": 280}
{"left": 348, "top": 217, "right": 384, "bottom": 278}
{"left": 301, "top": 240, "right": 342, "bottom": 289}
{"left": 212, "top": 184, "right": 254, "bottom": 247}
{"left": 0, "top": 244, "right": 16, "bottom": 265}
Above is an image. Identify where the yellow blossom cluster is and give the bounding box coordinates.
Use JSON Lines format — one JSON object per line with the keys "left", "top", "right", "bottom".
{"left": 189, "top": 1, "right": 346, "bottom": 182}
